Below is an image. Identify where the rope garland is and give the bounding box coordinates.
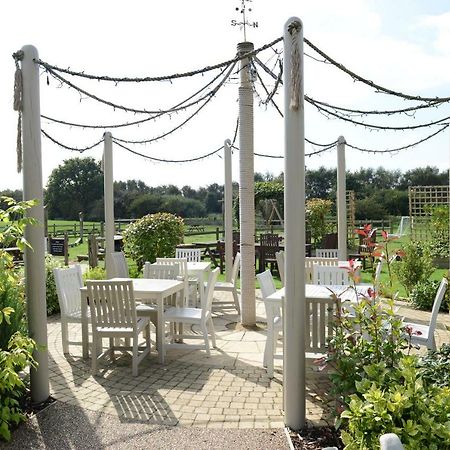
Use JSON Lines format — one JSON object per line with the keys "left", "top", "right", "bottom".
{"left": 12, "top": 50, "right": 24, "bottom": 173}
{"left": 35, "top": 37, "right": 283, "bottom": 83}
{"left": 288, "top": 21, "right": 302, "bottom": 111}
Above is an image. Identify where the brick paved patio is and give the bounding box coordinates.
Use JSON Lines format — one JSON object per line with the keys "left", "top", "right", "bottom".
{"left": 46, "top": 292, "right": 450, "bottom": 430}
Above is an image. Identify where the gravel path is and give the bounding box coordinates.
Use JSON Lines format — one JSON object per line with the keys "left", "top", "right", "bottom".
{"left": 3, "top": 402, "right": 289, "bottom": 450}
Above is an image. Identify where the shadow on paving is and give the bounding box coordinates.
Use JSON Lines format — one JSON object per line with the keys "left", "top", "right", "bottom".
{"left": 5, "top": 402, "right": 289, "bottom": 450}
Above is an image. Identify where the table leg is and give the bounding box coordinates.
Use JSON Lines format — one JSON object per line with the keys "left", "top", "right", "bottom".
{"left": 157, "top": 296, "right": 165, "bottom": 364}
{"left": 81, "top": 292, "right": 89, "bottom": 359}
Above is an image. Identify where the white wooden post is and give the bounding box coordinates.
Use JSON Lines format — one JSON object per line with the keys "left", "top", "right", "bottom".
{"left": 21, "top": 45, "right": 49, "bottom": 403}
{"left": 337, "top": 136, "right": 347, "bottom": 261}
{"left": 238, "top": 41, "right": 256, "bottom": 326}
{"left": 224, "top": 139, "right": 233, "bottom": 282}
{"left": 103, "top": 132, "right": 115, "bottom": 278}
{"left": 283, "top": 18, "right": 306, "bottom": 429}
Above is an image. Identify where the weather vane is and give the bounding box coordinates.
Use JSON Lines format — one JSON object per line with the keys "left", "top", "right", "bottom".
{"left": 231, "top": 0, "right": 259, "bottom": 42}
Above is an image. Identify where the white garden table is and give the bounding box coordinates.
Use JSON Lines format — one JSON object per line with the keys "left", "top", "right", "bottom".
{"left": 265, "top": 284, "right": 370, "bottom": 353}
{"left": 186, "top": 261, "right": 211, "bottom": 306}
{"left": 80, "top": 278, "right": 184, "bottom": 364}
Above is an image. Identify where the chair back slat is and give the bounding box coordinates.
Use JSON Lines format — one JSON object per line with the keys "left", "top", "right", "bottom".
{"left": 313, "top": 265, "right": 349, "bottom": 285}
{"left": 230, "top": 252, "right": 241, "bottom": 284}
{"left": 87, "top": 280, "right": 136, "bottom": 329}
{"left": 109, "top": 252, "right": 129, "bottom": 278}
{"left": 275, "top": 251, "right": 284, "bottom": 286}
{"left": 175, "top": 248, "right": 201, "bottom": 262}
{"left": 304, "top": 257, "right": 338, "bottom": 283}
{"left": 316, "top": 249, "right": 339, "bottom": 259}
{"left": 202, "top": 268, "right": 220, "bottom": 319}
{"left": 143, "top": 262, "right": 179, "bottom": 279}
{"left": 53, "top": 265, "right": 83, "bottom": 316}
{"left": 429, "top": 278, "right": 448, "bottom": 332}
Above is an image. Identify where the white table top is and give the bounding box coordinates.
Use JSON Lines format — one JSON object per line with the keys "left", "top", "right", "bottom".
{"left": 266, "top": 284, "right": 370, "bottom": 303}
{"left": 187, "top": 261, "right": 211, "bottom": 271}
{"left": 81, "top": 278, "right": 184, "bottom": 296}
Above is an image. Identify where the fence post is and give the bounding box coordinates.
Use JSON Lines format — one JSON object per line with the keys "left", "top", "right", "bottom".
{"left": 79, "top": 212, "right": 84, "bottom": 243}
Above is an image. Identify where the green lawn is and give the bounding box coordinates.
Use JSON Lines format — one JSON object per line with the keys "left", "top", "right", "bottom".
{"left": 47, "top": 221, "right": 446, "bottom": 298}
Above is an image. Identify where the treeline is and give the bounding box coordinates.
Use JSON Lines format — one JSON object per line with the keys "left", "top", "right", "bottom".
{"left": 1, "top": 157, "right": 448, "bottom": 221}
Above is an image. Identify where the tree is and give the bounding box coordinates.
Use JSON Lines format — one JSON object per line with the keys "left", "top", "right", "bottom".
{"left": 399, "top": 166, "right": 448, "bottom": 189}
{"left": 45, "top": 157, "right": 103, "bottom": 220}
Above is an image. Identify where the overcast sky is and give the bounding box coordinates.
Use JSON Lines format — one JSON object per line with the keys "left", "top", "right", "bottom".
{"left": 2, "top": 0, "right": 450, "bottom": 191}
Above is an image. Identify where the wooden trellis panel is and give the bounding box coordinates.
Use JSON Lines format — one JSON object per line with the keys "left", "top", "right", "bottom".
{"left": 346, "top": 190, "right": 356, "bottom": 242}
{"left": 408, "top": 185, "right": 449, "bottom": 240}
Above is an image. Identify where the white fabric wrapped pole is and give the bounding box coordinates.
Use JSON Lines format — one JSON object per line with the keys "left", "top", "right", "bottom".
{"left": 237, "top": 41, "right": 256, "bottom": 326}
{"left": 224, "top": 139, "right": 233, "bottom": 282}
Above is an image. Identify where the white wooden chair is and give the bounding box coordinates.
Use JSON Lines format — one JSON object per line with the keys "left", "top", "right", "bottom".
{"left": 304, "top": 257, "right": 338, "bottom": 284}
{"left": 86, "top": 279, "right": 151, "bottom": 376}
{"left": 164, "top": 268, "right": 220, "bottom": 356}
{"left": 53, "top": 264, "right": 86, "bottom": 354}
{"left": 175, "top": 248, "right": 201, "bottom": 262}
{"left": 257, "top": 270, "right": 282, "bottom": 378}
{"left": 108, "top": 251, "right": 129, "bottom": 278}
{"left": 143, "top": 262, "right": 179, "bottom": 280}
{"left": 213, "top": 252, "right": 241, "bottom": 313}
{"left": 404, "top": 277, "right": 448, "bottom": 350}
{"left": 316, "top": 249, "right": 339, "bottom": 259}
{"left": 313, "top": 264, "right": 349, "bottom": 285}
{"left": 156, "top": 257, "right": 190, "bottom": 305}
{"left": 275, "top": 251, "right": 284, "bottom": 286}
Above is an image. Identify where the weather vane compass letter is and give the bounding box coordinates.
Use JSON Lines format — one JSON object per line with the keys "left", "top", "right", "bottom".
{"left": 231, "top": 0, "right": 258, "bottom": 41}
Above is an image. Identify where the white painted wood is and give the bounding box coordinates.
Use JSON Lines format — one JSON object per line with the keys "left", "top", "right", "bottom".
{"left": 313, "top": 265, "right": 349, "bottom": 285}
{"left": 237, "top": 41, "right": 256, "bottom": 326}
{"left": 108, "top": 251, "right": 129, "bottom": 278}
{"left": 337, "top": 136, "right": 347, "bottom": 261}
{"left": 380, "top": 433, "right": 404, "bottom": 450}
{"left": 316, "top": 249, "right": 339, "bottom": 259}
{"left": 175, "top": 248, "right": 201, "bottom": 262}
{"left": 304, "top": 257, "right": 338, "bottom": 284}
{"left": 104, "top": 132, "right": 115, "bottom": 278}
{"left": 53, "top": 265, "right": 86, "bottom": 354}
{"left": 21, "top": 45, "right": 49, "bottom": 403}
{"left": 164, "top": 268, "right": 220, "bottom": 355}
{"left": 86, "top": 279, "right": 151, "bottom": 376}
{"left": 224, "top": 139, "right": 233, "bottom": 282}
{"left": 283, "top": 17, "right": 306, "bottom": 428}
{"left": 213, "top": 252, "right": 241, "bottom": 313}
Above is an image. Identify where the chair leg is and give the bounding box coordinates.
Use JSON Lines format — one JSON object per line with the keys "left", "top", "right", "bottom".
{"left": 208, "top": 318, "right": 216, "bottom": 348}
{"left": 91, "top": 334, "right": 99, "bottom": 376}
{"left": 132, "top": 334, "right": 138, "bottom": 377}
{"left": 201, "top": 323, "right": 210, "bottom": 356}
{"left": 232, "top": 288, "right": 241, "bottom": 314}
{"left": 61, "top": 319, "right": 69, "bottom": 354}
{"left": 109, "top": 338, "right": 115, "bottom": 360}
{"left": 145, "top": 323, "right": 151, "bottom": 353}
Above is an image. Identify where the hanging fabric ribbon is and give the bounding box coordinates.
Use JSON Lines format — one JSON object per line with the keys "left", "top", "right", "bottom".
{"left": 288, "top": 21, "right": 302, "bottom": 111}
{"left": 12, "top": 50, "right": 24, "bottom": 173}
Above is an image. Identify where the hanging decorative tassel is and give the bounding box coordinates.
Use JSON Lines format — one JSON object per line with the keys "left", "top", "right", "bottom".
{"left": 288, "top": 21, "right": 302, "bottom": 111}
{"left": 13, "top": 51, "right": 24, "bottom": 173}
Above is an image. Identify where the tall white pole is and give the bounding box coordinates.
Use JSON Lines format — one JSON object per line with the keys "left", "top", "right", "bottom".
{"left": 21, "top": 45, "right": 49, "bottom": 403}
{"left": 283, "top": 18, "right": 306, "bottom": 429}
{"left": 104, "top": 132, "right": 115, "bottom": 278}
{"left": 238, "top": 41, "right": 256, "bottom": 326}
{"left": 224, "top": 139, "right": 233, "bottom": 282}
{"left": 337, "top": 136, "right": 347, "bottom": 261}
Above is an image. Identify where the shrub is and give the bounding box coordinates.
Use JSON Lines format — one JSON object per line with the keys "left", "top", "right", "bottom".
{"left": 123, "top": 212, "right": 184, "bottom": 271}
{"left": 394, "top": 241, "right": 434, "bottom": 296}
{"left": 305, "top": 198, "right": 333, "bottom": 247}
{"left": 419, "top": 344, "right": 450, "bottom": 388}
{"left": 0, "top": 268, "right": 26, "bottom": 351}
{"left": 0, "top": 317, "right": 37, "bottom": 441}
{"left": 410, "top": 279, "right": 448, "bottom": 312}
{"left": 83, "top": 266, "right": 106, "bottom": 281}
{"left": 45, "top": 255, "right": 63, "bottom": 316}
{"left": 340, "top": 355, "right": 450, "bottom": 449}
